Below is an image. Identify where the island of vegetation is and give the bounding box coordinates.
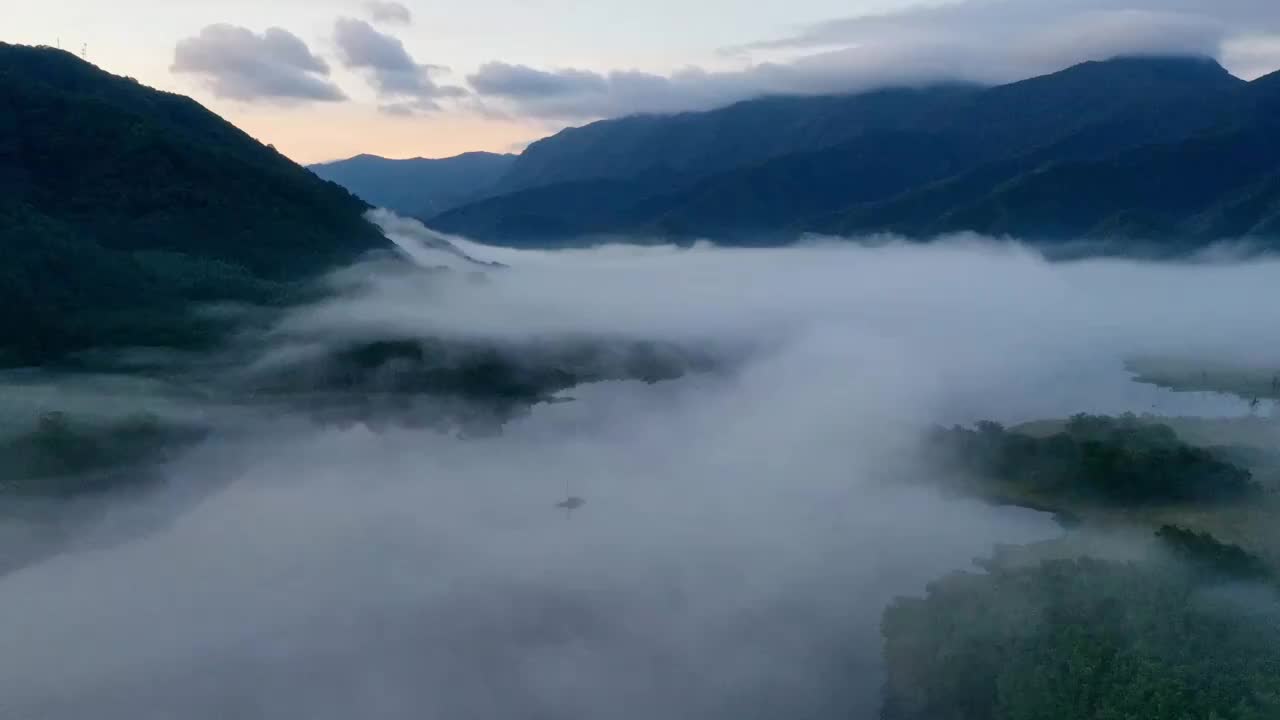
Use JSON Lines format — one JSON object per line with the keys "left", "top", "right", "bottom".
{"left": 883, "top": 412, "right": 1280, "bottom": 720}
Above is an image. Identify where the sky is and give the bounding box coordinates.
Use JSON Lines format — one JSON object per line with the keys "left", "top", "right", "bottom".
{"left": 5, "top": 0, "right": 1280, "bottom": 164}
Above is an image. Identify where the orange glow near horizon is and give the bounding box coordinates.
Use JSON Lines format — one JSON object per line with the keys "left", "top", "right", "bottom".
{"left": 0, "top": 33, "right": 548, "bottom": 166}
{"left": 214, "top": 102, "right": 545, "bottom": 165}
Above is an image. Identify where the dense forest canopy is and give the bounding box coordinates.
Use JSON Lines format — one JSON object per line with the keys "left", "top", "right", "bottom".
{"left": 892, "top": 411, "right": 1280, "bottom": 720}
{"left": 882, "top": 554, "right": 1280, "bottom": 720}
{"left": 0, "top": 43, "right": 388, "bottom": 365}
{"left": 928, "top": 414, "right": 1262, "bottom": 505}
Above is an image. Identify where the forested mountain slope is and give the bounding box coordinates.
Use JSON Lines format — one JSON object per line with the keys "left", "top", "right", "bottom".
{"left": 0, "top": 43, "right": 388, "bottom": 364}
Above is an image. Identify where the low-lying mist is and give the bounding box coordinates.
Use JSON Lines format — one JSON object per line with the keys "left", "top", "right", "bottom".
{"left": 2, "top": 217, "right": 1278, "bottom": 718}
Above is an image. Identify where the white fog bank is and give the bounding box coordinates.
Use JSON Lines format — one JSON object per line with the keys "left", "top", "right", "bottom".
{"left": 2, "top": 221, "right": 1278, "bottom": 718}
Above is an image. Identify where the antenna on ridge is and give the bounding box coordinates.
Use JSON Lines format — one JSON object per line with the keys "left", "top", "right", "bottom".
{"left": 81, "top": 43, "right": 88, "bottom": 60}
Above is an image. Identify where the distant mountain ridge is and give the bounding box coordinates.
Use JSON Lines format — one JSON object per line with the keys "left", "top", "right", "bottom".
{"left": 0, "top": 42, "right": 388, "bottom": 365}
{"left": 823, "top": 65, "right": 1280, "bottom": 243}
{"left": 497, "top": 56, "right": 1239, "bottom": 195}
{"left": 423, "top": 55, "right": 1280, "bottom": 250}
{"left": 493, "top": 84, "right": 981, "bottom": 194}
{"left": 310, "top": 152, "right": 515, "bottom": 218}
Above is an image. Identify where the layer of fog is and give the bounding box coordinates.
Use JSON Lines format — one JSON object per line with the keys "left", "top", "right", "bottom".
{"left": 3, "top": 223, "right": 1280, "bottom": 718}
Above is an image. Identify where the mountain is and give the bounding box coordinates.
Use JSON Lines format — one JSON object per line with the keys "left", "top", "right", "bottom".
{"left": 413, "top": 178, "right": 666, "bottom": 245}
{"left": 495, "top": 85, "right": 980, "bottom": 194}
{"left": 824, "top": 64, "right": 1280, "bottom": 244}
{"left": 0, "top": 43, "right": 388, "bottom": 365}
{"left": 430, "top": 56, "right": 1262, "bottom": 247}
{"left": 1248, "top": 67, "right": 1280, "bottom": 100}
{"left": 625, "top": 131, "right": 984, "bottom": 241}
{"left": 491, "top": 56, "right": 1237, "bottom": 199}
{"left": 310, "top": 151, "right": 515, "bottom": 217}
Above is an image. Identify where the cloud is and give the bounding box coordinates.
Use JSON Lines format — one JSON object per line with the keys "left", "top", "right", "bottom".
{"left": 469, "top": 63, "right": 609, "bottom": 99}
{"left": 750, "top": 0, "right": 1277, "bottom": 53}
{"left": 470, "top": 0, "right": 1280, "bottom": 120}
{"left": 171, "top": 24, "right": 346, "bottom": 103}
{"left": 334, "top": 18, "right": 465, "bottom": 114}
{"left": 1223, "top": 34, "right": 1280, "bottom": 80}
{"left": 5, "top": 222, "right": 1280, "bottom": 717}
{"left": 466, "top": 63, "right": 799, "bottom": 120}
{"left": 366, "top": 0, "right": 412, "bottom": 26}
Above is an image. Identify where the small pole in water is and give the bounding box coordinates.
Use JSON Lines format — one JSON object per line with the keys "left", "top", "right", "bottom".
{"left": 556, "top": 497, "right": 587, "bottom": 519}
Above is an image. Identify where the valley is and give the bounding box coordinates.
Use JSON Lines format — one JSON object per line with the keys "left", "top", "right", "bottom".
{"left": 5, "top": 21, "right": 1280, "bottom": 719}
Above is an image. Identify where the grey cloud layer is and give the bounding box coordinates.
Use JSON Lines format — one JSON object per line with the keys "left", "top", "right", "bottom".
{"left": 469, "top": 0, "right": 1280, "bottom": 120}
{"left": 469, "top": 63, "right": 609, "bottom": 99}
{"left": 466, "top": 62, "right": 809, "bottom": 119}
{"left": 758, "top": 0, "right": 1278, "bottom": 52}
{"left": 334, "top": 18, "right": 465, "bottom": 114}
{"left": 366, "top": 1, "right": 413, "bottom": 26}
{"left": 171, "top": 25, "right": 346, "bottom": 103}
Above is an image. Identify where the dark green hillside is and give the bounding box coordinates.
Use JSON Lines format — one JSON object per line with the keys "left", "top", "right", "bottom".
{"left": 882, "top": 556, "right": 1280, "bottom": 720}
{"left": 0, "top": 43, "right": 388, "bottom": 364}
{"left": 929, "top": 414, "right": 1261, "bottom": 506}
{"left": 892, "top": 410, "right": 1280, "bottom": 719}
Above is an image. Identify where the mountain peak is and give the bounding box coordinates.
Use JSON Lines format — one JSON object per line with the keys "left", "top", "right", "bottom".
{"left": 1252, "top": 67, "right": 1280, "bottom": 88}
{"left": 1090, "top": 54, "right": 1228, "bottom": 70}
{"left": 309, "top": 152, "right": 517, "bottom": 217}
{"left": 1024, "top": 54, "right": 1239, "bottom": 89}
